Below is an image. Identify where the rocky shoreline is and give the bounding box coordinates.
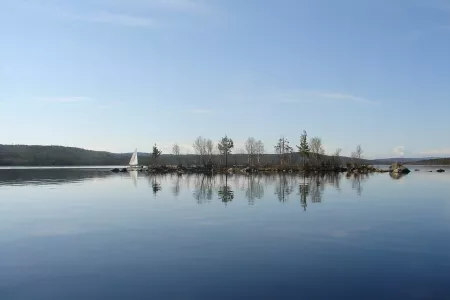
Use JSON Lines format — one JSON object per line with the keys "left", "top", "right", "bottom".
{"left": 110, "top": 163, "right": 424, "bottom": 175}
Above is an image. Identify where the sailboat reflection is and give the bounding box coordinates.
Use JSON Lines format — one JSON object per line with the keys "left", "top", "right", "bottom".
{"left": 129, "top": 170, "right": 138, "bottom": 188}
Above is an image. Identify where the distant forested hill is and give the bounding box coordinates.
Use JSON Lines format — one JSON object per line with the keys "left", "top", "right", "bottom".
{"left": 0, "top": 145, "right": 130, "bottom": 166}
{"left": 0, "top": 144, "right": 375, "bottom": 166}
{"left": 409, "top": 158, "right": 450, "bottom": 165}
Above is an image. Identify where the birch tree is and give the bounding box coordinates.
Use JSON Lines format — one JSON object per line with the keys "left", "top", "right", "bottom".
{"left": 255, "top": 140, "right": 264, "bottom": 165}
{"left": 245, "top": 137, "right": 257, "bottom": 165}
{"left": 172, "top": 143, "right": 180, "bottom": 156}
{"left": 309, "top": 137, "right": 325, "bottom": 166}
{"left": 274, "top": 137, "right": 293, "bottom": 166}
{"left": 193, "top": 136, "right": 207, "bottom": 165}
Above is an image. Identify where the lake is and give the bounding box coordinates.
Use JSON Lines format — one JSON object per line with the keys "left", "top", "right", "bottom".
{"left": 1, "top": 167, "right": 450, "bottom": 299}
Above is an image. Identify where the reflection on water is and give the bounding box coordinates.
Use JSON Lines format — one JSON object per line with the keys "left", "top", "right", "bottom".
{"left": 0, "top": 168, "right": 115, "bottom": 186}
{"left": 148, "top": 175, "right": 162, "bottom": 196}
{"left": 129, "top": 170, "right": 138, "bottom": 188}
{"left": 1, "top": 168, "right": 450, "bottom": 300}
{"left": 218, "top": 184, "right": 234, "bottom": 205}
{"left": 346, "top": 172, "right": 371, "bottom": 196}
{"left": 245, "top": 175, "right": 264, "bottom": 205}
{"left": 389, "top": 172, "right": 406, "bottom": 180}
{"left": 0, "top": 169, "right": 404, "bottom": 207}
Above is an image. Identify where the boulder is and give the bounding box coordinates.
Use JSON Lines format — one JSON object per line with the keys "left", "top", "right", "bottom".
{"left": 111, "top": 168, "right": 120, "bottom": 173}
{"left": 120, "top": 168, "right": 128, "bottom": 173}
{"left": 389, "top": 163, "right": 410, "bottom": 174}
{"left": 437, "top": 169, "right": 445, "bottom": 173}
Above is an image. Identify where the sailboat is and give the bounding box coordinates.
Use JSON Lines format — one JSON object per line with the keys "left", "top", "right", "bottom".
{"left": 127, "top": 148, "right": 140, "bottom": 171}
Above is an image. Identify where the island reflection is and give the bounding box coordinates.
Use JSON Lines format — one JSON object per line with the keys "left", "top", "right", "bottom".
{"left": 0, "top": 169, "right": 392, "bottom": 209}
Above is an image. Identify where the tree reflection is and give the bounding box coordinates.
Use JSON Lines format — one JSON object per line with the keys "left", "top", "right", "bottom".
{"left": 324, "top": 173, "right": 341, "bottom": 191}
{"left": 172, "top": 174, "right": 181, "bottom": 196}
{"left": 218, "top": 175, "right": 234, "bottom": 206}
{"left": 298, "top": 178, "right": 309, "bottom": 211}
{"left": 193, "top": 174, "right": 214, "bottom": 204}
{"left": 274, "top": 174, "right": 294, "bottom": 203}
{"left": 245, "top": 175, "right": 264, "bottom": 205}
{"left": 346, "top": 173, "right": 369, "bottom": 196}
{"left": 149, "top": 176, "right": 162, "bottom": 197}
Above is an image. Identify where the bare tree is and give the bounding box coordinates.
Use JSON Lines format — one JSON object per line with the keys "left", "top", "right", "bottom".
{"left": 355, "top": 145, "right": 363, "bottom": 159}
{"left": 193, "top": 136, "right": 208, "bottom": 165}
{"left": 245, "top": 137, "right": 257, "bottom": 165}
{"left": 206, "top": 139, "right": 214, "bottom": 161}
{"left": 172, "top": 143, "right": 180, "bottom": 156}
{"left": 351, "top": 144, "right": 363, "bottom": 166}
{"left": 330, "top": 148, "right": 342, "bottom": 168}
{"left": 237, "top": 148, "right": 245, "bottom": 155}
{"left": 255, "top": 140, "right": 264, "bottom": 165}
{"left": 309, "top": 137, "right": 325, "bottom": 166}
{"left": 274, "top": 137, "right": 293, "bottom": 166}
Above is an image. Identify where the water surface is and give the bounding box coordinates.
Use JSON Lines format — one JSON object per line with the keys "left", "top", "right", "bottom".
{"left": 1, "top": 168, "right": 450, "bottom": 299}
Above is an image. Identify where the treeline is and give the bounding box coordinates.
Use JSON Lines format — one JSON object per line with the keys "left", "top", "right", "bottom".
{"left": 409, "top": 158, "right": 450, "bottom": 165}
{"left": 0, "top": 145, "right": 129, "bottom": 166}
{"left": 151, "top": 132, "right": 370, "bottom": 169}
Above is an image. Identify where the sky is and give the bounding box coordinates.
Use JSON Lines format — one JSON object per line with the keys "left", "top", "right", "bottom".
{"left": 1, "top": 0, "right": 450, "bottom": 158}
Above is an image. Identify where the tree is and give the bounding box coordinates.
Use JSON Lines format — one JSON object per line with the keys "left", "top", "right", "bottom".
{"left": 206, "top": 139, "right": 214, "bottom": 161}
{"left": 355, "top": 145, "right": 363, "bottom": 159}
{"left": 255, "top": 140, "right": 264, "bottom": 165}
{"left": 217, "top": 135, "right": 234, "bottom": 168}
{"left": 296, "top": 130, "right": 310, "bottom": 168}
{"left": 152, "top": 143, "right": 162, "bottom": 165}
{"left": 331, "top": 148, "right": 342, "bottom": 168}
{"left": 351, "top": 145, "right": 363, "bottom": 166}
{"left": 193, "top": 136, "right": 207, "bottom": 165}
{"left": 172, "top": 143, "right": 180, "bottom": 156}
{"left": 274, "top": 136, "right": 293, "bottom": 166}
{"left": 309, "top": 137, "right": 325, "bottom": 166}
{"left": 245, "top": 137, "right": 257, "bottom": 165}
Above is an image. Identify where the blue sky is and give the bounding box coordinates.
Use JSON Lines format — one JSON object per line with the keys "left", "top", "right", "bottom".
{"left": 1, "top": 0, "right": 450, "bottom": 158}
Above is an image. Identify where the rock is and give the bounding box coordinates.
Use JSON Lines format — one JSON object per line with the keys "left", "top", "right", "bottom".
{"left": 120, "top": 168, "right": 128, "bottom": 173}
{"left": 390, "top": 163, "right": 410, "bottom": 174}
{"left": 414, "top": 169, "right": 420, "bottom": 171}
{"left": 111, "top": 168, "right": 120, "bottom": 173}
{"left": 437, "top": 169, "right": 445, "bottom": 173}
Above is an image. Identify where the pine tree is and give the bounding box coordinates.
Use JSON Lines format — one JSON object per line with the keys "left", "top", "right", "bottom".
{"left": 296, "top": 130, "right": 310, "bottom": 168}
{"left": 152, "top": 143, "right": 162, "bottom": 165}
{"left": 217, "top": 135, "right": 234, "bottom": 168}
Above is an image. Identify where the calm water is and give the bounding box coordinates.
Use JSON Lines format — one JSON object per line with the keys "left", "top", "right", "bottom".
{"left": 1, "top": 167, "right": 450, "bottom": 300}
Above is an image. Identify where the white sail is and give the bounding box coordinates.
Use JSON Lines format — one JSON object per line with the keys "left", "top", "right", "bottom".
{"left": 129, "top": 149, "right": 138, "bottom": 166}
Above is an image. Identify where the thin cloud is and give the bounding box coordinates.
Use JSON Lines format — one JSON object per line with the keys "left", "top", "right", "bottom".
{"left": 147, "top": 0, "right": 210, "bottom": 13}
{"left": 95, "top": 0, "right": 210, "bottom": 14}
{"left": 311, "top": 92, "right": 378, "bottom": 104}
{"left": 277, "top": 90, "right": 379, "bottom": 105}
{"left": 8, "top": 0, "right": 213, "bottom": 28}
{"left": 82, "top": 12, "right": 156, "bottom": 28}
{"left": 36, "top": 96, "right": 93, "bottom": 103}
{"left": 188, "top": 109, "right": 212, "bottom": 114}
{"left": 419, "top": 148, "right": 450, "bottom": 156}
